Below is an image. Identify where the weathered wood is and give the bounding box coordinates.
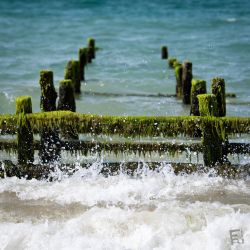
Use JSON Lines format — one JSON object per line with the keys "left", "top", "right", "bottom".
{"left": 88, "top": 38, "right": 95, "bottom": 60}
{"left": 190, "top": 79, "right": 207, "bottom": 116}
{"left": 212, "top": 77, "right": 226, "bottom": 117}
{"left": 161, "top": 46, "right": 168, "bottom": 59}
{"left": 198, "top": 94, "right": 225, "bottom": 166}
{"left": 79, "top": 48, "right": 88, "bottom": 81}
{"left": 57, "top": 80, "right": 78, "bottom": 140}
{"left": 16, "top": 96, "right": 34, "bottom": 165}
{"left": 39, "top": 71, "right": 60, "bottom": 163}
{"left": 65, "top": 60, "right": 81, "bottom": 93}
{"left": 175, "top": 64, "right": 183, "bottom": 97}
{"left": 57, "top": 80, "right": 76, "bottom": 112}
{"left": 182, "top": 61, "right": 193, "bottom": 104}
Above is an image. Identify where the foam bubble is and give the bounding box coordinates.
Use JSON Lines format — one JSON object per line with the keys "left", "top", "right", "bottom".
{"left": 0, "top": 165, "right": 249, "bottom": 249}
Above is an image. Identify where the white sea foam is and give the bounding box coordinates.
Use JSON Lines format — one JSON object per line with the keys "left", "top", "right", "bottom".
{"left": 0, "top": 164, "right": 249, "bottom": 249}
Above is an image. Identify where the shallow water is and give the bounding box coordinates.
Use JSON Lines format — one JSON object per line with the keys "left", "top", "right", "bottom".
{"left": 0, "top": 0, "right": 250, "bottom": 249}
{"left": 0, "top": 165, "right": 250, "bottom": 250}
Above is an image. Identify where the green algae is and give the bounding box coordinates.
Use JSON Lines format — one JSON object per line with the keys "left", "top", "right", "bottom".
{"left": 88, "top": 38, "right": 95, "bottom": 60}
{"left": 39, "top": 70, "right": 57, "bottom": 112}
{"left": 0, "top": 112, "right": 250, "bottom": 137}
{"left": 198, "top": 94, "right": 218, "bottom": 117}
{"left": 64, "top": 60, "right": 81, "bottom": 93}
{"left": 16, "top": 96, "right": 32, "bottom": 114}
{"left": 78, "top": 48, "right": 88, "bottom": 81}
{"left": 16, "top": 96, "right": 34, "bottom": 164}
{"left": 168, "top": 57, "right": 177, "bottom": 68}
{"left": 175, "top": 64, "right": 183, "bottom": 97}
{"left": 190, "top": 79, "right": 207, "bottom": 116}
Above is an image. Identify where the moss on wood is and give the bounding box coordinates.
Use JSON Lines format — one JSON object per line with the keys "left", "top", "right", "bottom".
{"left": 198, "top": 94, "right": 218, "bottom": 117}
{"left": 190, "top": 79, "right": 207, "bottom": 116}
{"left": 1, "top": 112, "right": 250, "bottom": 137}
{"left": 168, "top": 57, "right": 177, "bottom": 68}
{"left": 175, "top": 64, "right": 183, "bottom": 97}
{"left": 64, "top": 60, "right": 81, "bottom": 94}
{"left": 182, "top": 61, "right": 193, "bottom": 104}
{"left": 39, "top": 70, "right": 57, "bottom": 112}
{"left": 79, "top": 48, "right": 88, "bottom": 81}
{"left": 212, "top": 77, "right": 226, "bottom": 117}
{"left": 16, "top": 96, "right": 34, "bottom": 165}
{"left": 88, "top": 38, "right": 95, "bottom": 60}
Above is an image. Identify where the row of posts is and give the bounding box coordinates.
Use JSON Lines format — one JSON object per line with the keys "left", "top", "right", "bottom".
{"left": 17, "top": 38, "right": 96, "bottom": 165}
{"left": 162, "top": 45, "right": 228, "bottom": 166}
{"left": 16, "top": 43, "right": 227, "bottom": 167}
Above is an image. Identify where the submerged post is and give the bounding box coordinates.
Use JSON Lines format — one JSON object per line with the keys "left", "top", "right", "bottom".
{"left": 79, "top": 48, "right": 88, "bottom": 81}
{"left": 39, "top": 70, "right": 60, "bottom": 163}
{"left": 182, "top": 61, "right": 193, "bottom": 104}
{"left": 161, "top": 46, "right": 168, "bottom": 59}
{"left": 190, "top": 79, "right": 207, "bottom": 116}
{"left": 88, "top": 38, "right": 95, "bottom": 61}
{"left": 65, "top": 60, "right": 81, "bottom": 93}
{"left": 175, "top": 63, "right": 183, "bottom": 97}
{"left": 198, "top": 94, "right": 225, "bottom": 166}
{"left": 211, "top": 77, "right": 226, "bottom": 117}
{"left": 57, "top": 80, "right": 78, "bottom": 140}
{"left": 16, "top": 96, "right": 34, "bottom": 165}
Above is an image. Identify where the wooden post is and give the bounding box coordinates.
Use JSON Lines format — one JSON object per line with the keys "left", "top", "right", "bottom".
{"left": 65, "top": 60, "right": 81, "bottom": 94}
{"left": 57, "top": 80, "right": 76, "bottom": 112}
{"left": 175, "top": 63, "right": 183, "bottom": 97}
{"left": 168, "top": 57, "right": 177, "bottom": 68}
{"left": 39, "top": 70, "right": 60, "bottom": 163}
{"left": 211, "top": 77, "right": 226, "bottom": 117}
{"left": 79, "top": 48, "right": 88, "bottom": 81}
{"left": 57, "top": 80, "right": 78, "bottom": 140}
{"left": 182, "top": 61, "right": 193, "bottom": 104}
{"left": 161, "top": 46, "right": 168, "bottom": 59}
{"left": 88, "top": 38, "right": 95, "bottom": 60}
{"left": 16, "top": 96, "right": 34, "bottom": 165}
{"left": 198, "top": 94, "right": 224, "bottom": 166}
{"left": 190, "top": 79, "right": 207, "bottom": 116}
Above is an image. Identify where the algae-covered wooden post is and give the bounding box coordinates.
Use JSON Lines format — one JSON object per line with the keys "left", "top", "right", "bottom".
{"left": 65, "top": 60, "right": 81, "bottom": 93}
{"left": 88, "top": 38, "right": 95, "bottom": 62}
{"left": 198, "top": 94, "right": 225, "bottom": 166}
{"left": 39, "top": 70, "right": 60, "bottom": 163}
{"left": 175, "top": 63, "right": 183, "bottom": 97}
{"left": 16, "top": 96, "right": 34, "bottom": 165}
{"left": 211, "top": 77, "right": 229, "bottom": 160}
{"left": 211, "top": 77, "right": 226, "bottom": 117}
{"left": 168, "top": 57, "right": 177, "bottom": 68}
{"left": 190, "top": 79, "right": 207, "bottom": 116}
{"left": 161, "top": 46, "right": 168, "bottom": 59}
{"left": 57, "top": 80, "right": 78, "bottom": 140}
{"left": 79, "top": 48, "right": 88, "bottom": 81}
{"left": 57, "top": 80, "right": 76, "bottom": 112}
{"left": 182, "top": 61, "right": 193, "bottom": 104}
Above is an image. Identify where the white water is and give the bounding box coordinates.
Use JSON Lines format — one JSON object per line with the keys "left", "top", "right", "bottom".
{"left": 0, "top": 164, "right": 249, "bottom": 250}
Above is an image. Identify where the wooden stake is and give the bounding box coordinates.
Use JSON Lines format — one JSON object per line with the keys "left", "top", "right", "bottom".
{"left": 182, "top": 61, "right": 193, "bottom": 104}
{"left": 16, "top": 96, "right": 34, "bottom": 165}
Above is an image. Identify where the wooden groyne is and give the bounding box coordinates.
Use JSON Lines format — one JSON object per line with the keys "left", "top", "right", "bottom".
{"left": 0, "top": 42, "right": 249, "bottom": 179}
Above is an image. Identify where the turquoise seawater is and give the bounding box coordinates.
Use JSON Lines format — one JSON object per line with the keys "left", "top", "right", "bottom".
{"left": 0, "top": 0, "right": 250, "bottom": 116}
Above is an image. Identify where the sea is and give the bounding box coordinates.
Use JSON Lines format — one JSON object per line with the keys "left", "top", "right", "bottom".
{"left": 0, "top": 0, "right": 250, "bottom": 249}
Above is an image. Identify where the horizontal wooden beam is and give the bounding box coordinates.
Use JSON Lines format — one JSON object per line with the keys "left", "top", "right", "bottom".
{"left": 0, "top": 111, "right": 250, "bottom": 137}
